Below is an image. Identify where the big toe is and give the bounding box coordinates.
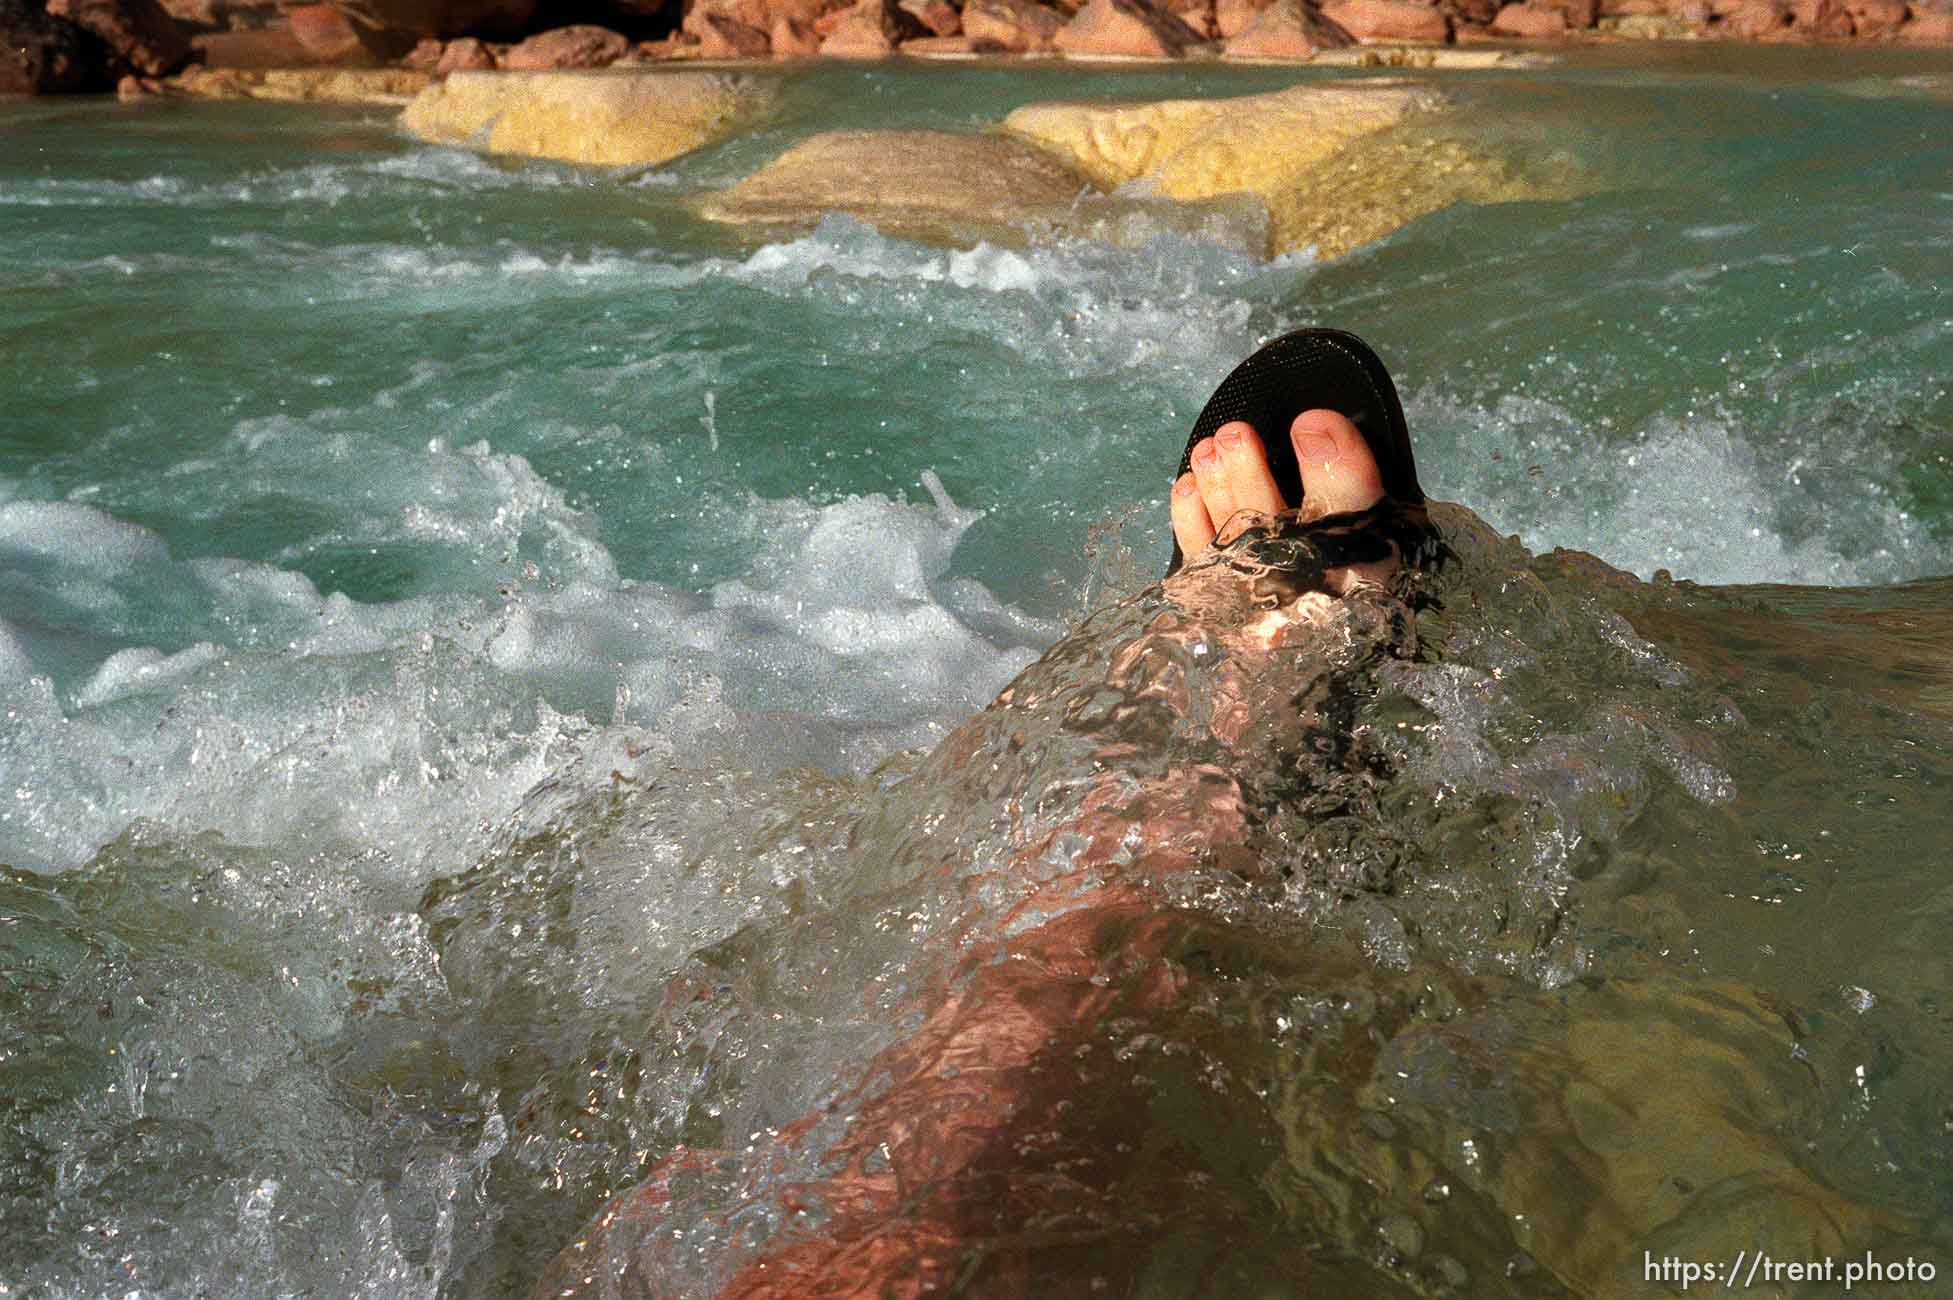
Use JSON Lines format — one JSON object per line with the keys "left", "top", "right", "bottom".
{"left": 1290, "top": 409, "right": 1385, "bottom": 521}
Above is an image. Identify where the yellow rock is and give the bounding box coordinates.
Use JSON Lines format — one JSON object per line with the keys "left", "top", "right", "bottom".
{"left": 699, "top": 129, "right": 1092, "bottom": 246}
{"left": 699, "top": 127, "right": 1275, "bottom": 256}
{"left": 170, "top": 67, "right": 433, "bottom": 105}
{"left": 399, "top": 69, "right": 770, "bottom": 168}
{"left": 1002, "top": 80, "right": 1574, "bottom": 259}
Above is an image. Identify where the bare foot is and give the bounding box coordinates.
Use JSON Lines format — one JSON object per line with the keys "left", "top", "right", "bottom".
{"left": 1168, "top": 408, "right": 1387, "bottom": 561}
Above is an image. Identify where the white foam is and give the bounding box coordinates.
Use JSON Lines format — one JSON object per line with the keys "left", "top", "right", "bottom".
{"left": 1410, "top": 390, "right": 1944, "bottom": 587}
{"left": 0, "top": 460, "right": 1048, "bottom": 872}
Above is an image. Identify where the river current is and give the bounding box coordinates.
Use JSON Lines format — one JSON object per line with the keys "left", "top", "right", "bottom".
{"left": 3, "top": 45, "right": 1952, "bottom": 1297}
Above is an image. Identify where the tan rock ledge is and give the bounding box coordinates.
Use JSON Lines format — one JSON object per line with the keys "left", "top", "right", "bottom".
{"left": 169, "top": 66, "right": 434, "bottom": 104}
{"left": 399, "top": 68, "right": 773, "bottom": 168}
{"left": 700, "top": 79, "right": 1591, "bottom": 261}
{"left": 697, "top": 126, "right": 1275, "bottom": 254}
{"left": 1001, "top": 79, "right": 1578, "bottom": 258}
{"left": 1002, "top": 80, "right": 1438, "bottom": 257}
{"left": 698, "top": 129, "right": 1091, "bottom": 246}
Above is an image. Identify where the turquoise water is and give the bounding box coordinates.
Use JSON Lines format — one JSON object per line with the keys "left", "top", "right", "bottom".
{"left": 3, "top": 47, "right": 1953, "bottom": 1296}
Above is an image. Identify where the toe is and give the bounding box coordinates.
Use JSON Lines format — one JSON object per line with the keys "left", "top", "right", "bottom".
{"left": 1170, "top": 471, "right": 1215, "bottom": 557}
{"left": 1290, "top": 409, "right": 1385, "bottom": 520}
{"left": 1214, "top": 421, "right": 1287, "bottom": 519}
{"left": 1188, "top": 435, "right": 1238, "bottom": 535}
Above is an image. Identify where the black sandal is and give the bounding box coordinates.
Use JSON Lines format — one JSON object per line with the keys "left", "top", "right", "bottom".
{"left": 1168, "top": 328, "right": 1424, "bottom": 576}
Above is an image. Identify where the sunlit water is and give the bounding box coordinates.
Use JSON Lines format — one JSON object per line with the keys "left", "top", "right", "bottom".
{"left": 3, "top": 46, "right": 1952, "bottom": 1297}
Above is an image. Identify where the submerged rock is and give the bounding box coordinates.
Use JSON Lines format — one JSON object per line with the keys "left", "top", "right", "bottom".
{"left": 399, "top": 68, "right": 770, "bottom": 167}
{"left": 698, "top": 129, "right": 1090, "bottom": 242}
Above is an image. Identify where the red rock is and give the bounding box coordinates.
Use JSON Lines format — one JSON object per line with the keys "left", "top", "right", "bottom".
{"left": 1441, "top": 0, "right": 1500, "bottom": 23}
{"left": 157, "top": 0, "right": 221, "bottom": 26}
{"left": 1844, "top": 0, "right": 1905, "bottom": 30}
{"left": 327, "top": 0, "right": 536, "bottom": 39}
{"left": 192, "top": 25, "right": 316, "bottom": 66}
{"left": 1169, "top": 0, "right": 1219, "bottom": 36}
{"left": 901, "top": 0, "right": 963, "bottom": 31}
{"left": 1896, "top": 5, "right": 1953, "bottom": 37}
{"left": 1052, "top": 0, "right": 1205, "bottom": 55}
{"left": 962, "top": 0, "right": 1068, "bottom": 46}
{"left": 1542, "top": 0, "right": 1595, "bottom": 24}
{"left": 901, "top": 30, "right": 978, "bottom": 45}
{"left": 45, "top": 0, "right": 191, "bottom": 75}
{"left": 437, "top": 32, "right": 495, "bottom": 66}
{"left": 402, "top": 35, "right": 443, "bottom": 65}
{"left": 1718, "top": 0, "right": 1788, "bottom": 29}
{"left": 284, "top": 3, "right": 378, "bottom": 61}
{"left": 500, "top": 24, "right": 631, "bottom": 67}
{"left": 1785, "top": 0, "right": 1853, "bottom": 28}
{"left": 819, "top": 0, "right": 926, "bottom": 54}
{"left": 1318, "top": 0, "right": 1450, "bottom": 39}
{"left": 691, "top": 11, "right": 770, "bottom": 52}
{"left": 1214, "top": 0, "right": 1271, "bottom": 34}
{"left": 1489, "top": 0, "right": 1566, "bottom": 28}
{"left": 771, "top": 13, "right": 824, "bottom": 50}
{"left": 1598, "top": 0, "right": 1664, "bottom": 12}
{"left": 1224, "top": 0, "right": 1353, "bottom": 53}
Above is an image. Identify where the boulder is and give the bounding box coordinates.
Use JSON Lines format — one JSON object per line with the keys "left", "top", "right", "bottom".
{"left": 1441, "top": 0, "right": 1499, "bottom": 24}
{"left": 687, "top": 0, "right": 834, "bottom": 47}
{"left": 699, "top": 129, "right": 1092, "bottom": 242}
{"left": 1052, "top": 0, "right": 1206, "bottom": 54}
{"left": 1717, "top": 0, "right": 1788, "bottom": 32}
{"left": 818, "top": 0, "right": 926, "bottom": 54}
{"left": 1317, "top": 0, "right": 1450, "bottom": 39}
{"left": 900, "top": 0, "right": 962, "bottom": 32}
{"left": 2, "top": 0, "right": 113, "bottom": 92}
{"left": 1896, "top": 5, "right": 1953, "bottom": 37}
{"left": 1003, "top": 81, "right": 1462, "bottom": 255}
{"left": 1490, "top": 0, "right": 1568, "bottom": 30}
{"left": 1223, "top": 0, "right": 1354, "bottom": 54}
{"left": 770, "top": 13, "right": 823, "bottom": 49}
{"left": 192, "top": 25, "right": 324, "bottom": 64}
{"left": 962, "top": 0, "right": 1068, "bottom": 47}
{"left": 1786, "top": 0, "right": 1853, "bottom": 28}
{"left": 1169, "top": 0, "right": 1217, "bottom": 35}
{"left": 400, "top": 68, "right": 770, "bottom": 166}
{"left": 693, "top": 10, "right": 771, "bottom": 53}
{"left": 284, "top": 2, "right": 395, "bottom": 61}
{"left": 326, "top": 0, "right": 536, "bottom": 38}
{"left": 435, "top": 33, "right": 497, "bottom": 67}
{"left": 1843, "top": 0, "right": 1905, "bottom": 31}
{"left": 1214, "top": 0, "right": 1271, "bottom": 34}
{"left": 500, "top": 24, "right": 632, "bottom": 68}
{"left": 44, "top": 0, "right": 191, "bottom": 75}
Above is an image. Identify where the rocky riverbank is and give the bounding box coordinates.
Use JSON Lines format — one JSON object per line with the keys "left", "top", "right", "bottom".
{"left": 5, "top": 0, "right": 1950, "bottom": 95}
